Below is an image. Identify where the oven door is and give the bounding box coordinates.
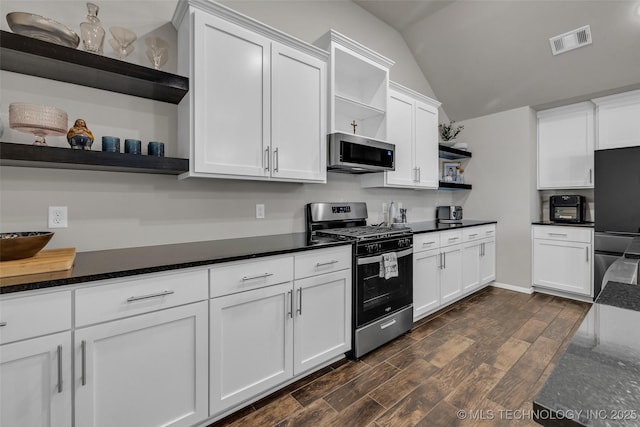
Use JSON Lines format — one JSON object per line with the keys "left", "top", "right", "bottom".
{"left": 355, "top": 247, "right": 413, "bottom": 327}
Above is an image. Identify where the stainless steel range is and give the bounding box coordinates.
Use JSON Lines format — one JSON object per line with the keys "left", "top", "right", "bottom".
{"left": 306, "top": 202, "right": 413, "bottom": 358}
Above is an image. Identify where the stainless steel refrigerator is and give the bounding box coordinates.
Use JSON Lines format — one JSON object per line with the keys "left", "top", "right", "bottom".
{"left": 594, "top": 145, "right": 640, "bottom": 294}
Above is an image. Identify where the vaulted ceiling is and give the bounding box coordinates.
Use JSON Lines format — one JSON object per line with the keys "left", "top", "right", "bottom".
{"left": 355, "top": 0, "right": 640, "bottom": 120}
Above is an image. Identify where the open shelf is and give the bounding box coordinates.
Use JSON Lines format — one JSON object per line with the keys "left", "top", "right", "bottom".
{"left": 0, "top": 142, "right": 189, "bottom": 175}
{"left": 438, "top": 181, "right": 472, "bottom": 190}
{"left": 0, "top": 30, "right": 188, "bottom": 104}
{"left": 438, "top": 144, "right": 472, "bottom": 160}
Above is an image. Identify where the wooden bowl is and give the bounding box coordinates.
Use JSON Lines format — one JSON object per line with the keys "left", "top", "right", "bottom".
{"left": 0, "top": 232, "right": 54, "bottom": 261}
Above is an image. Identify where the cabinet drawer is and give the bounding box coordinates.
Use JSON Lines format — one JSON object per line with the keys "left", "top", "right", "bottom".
{"left": 0, "top": 291, "right": 71, "bottom": 344}
{"left": 439, "top": 230, "right": 463, "bottom": 247}
{"left": 210, "top": 255, "right": 293, "bottom": 298}
{"left": 294, "top": 246, "right": 351, "bottom": 279}
{"left": 533, "top": 226, "right": 592, "bottom": 243}
{"left": 464, "top": 225, "right": 496, "bottom": 242}
{"left": 414, "top": 232, "right": 440, "bottom": 252}
{"left": 75, "top": 270, "right": 208, "bottom": 327}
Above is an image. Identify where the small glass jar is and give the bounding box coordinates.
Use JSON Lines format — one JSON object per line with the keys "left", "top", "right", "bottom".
{"left": 80, "top": 2, "right": 105, "bottom": 54}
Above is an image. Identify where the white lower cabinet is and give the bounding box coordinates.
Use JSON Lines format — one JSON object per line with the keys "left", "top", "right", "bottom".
{"left": 1, "top": 332, "right": 72, "bottom": 427}
{"left": 75, "top": 302, "right": 209, "bottom": 427}
{"left": 533, "top": 225, "right": 593, "bottom": 297}
{"left": 209, "top": 248, "right": 351, "bottom": 417}
{"left": 413, "top": 225, "right": 496, "bottom": 321}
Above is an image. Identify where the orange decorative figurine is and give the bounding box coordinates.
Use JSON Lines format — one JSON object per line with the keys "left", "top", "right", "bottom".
{"left": 67, "top": 118, "right": 94, "bottom": 150}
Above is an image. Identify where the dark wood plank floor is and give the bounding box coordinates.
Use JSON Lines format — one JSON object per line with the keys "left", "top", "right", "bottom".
{"left": 209, "top": 287, "right": 590, "bottom": 427}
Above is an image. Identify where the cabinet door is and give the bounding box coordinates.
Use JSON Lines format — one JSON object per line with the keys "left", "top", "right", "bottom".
{"left": 385, "top": 89, "right": 416, "bottom": 187}
{"left": 594, "top": 91, "right": 640, "bottom": 149}
{"left": 538, "top": 103, "right": 594, "bottom": 189}
{"left": 413, "top": 248, "right": 441, "bottom": 321}
{"left": 1, "top": 332, "right": 71, "bottom": 427}
{"left": 462, "top": 241, "right": 481, "bottom": 295}
{"left": 271, "top": 43, "right": 326, "bottom": 182}
{"left": 293, "top": 270, "right": 351, "bottom": 375}
{"left": 194, "top": 11, "right": 270, "bottom": 177}
{"left": 440, "top": 246, "right": 463, "bottom": 304}
{"left": 533, "top": 239, "right": 592, "bottom": 296}
{"left": 75, "top": 303, "right": 208, "bottom": 427}
{"left": 210, "top": 283, "right": 293, "bottom": 415}
{"left": 414, "top": 100, "right": 439, "bottom": 189}
{"left": 479, "top": 239, "right": 496, "bottom": 285}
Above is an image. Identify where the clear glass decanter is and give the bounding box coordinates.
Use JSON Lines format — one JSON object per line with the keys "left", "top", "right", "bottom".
{"left": 80, "top": 2, "right": 105, "bottom": 54}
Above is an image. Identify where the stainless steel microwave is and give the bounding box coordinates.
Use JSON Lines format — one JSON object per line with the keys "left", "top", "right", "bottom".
{"left": 327, "top": 133, "right": 395, "bottom": 174}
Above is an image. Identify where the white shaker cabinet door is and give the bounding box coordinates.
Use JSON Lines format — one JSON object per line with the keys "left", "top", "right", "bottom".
{"left": 0, "top": 332, "right": 71, "bottom": 427}
{"left": 385, "top": 90, "right": 416, "bottom": 187}
{"left": 537, "top": 102, "right": 594, "bottom": 189}
{"left": 75, "top": 302, "right": 208, "bottom": 427}
{"left": 210, "top": 282, "right": 293, "bottom": 416}
{"left": 462, "top": 241, "right": 482, "bottom": 295}
{"left": 293, "top": 270, "right": 351, "bottom": 375}
{"left": 193, "top": 12, "right": 270, "bottom": 177}
{"left": 533, "top": 239, "right": 592, "bottom": 296}
{"left": 479, "top": 239, "right": 496, "bottom": 285}
{"left": 440, "top": 245, "right": 463, "bottom": 304}
{"left": 413, "top": 248, "right": 441, "bottom": 321}
{"left": 414, "top": 100, "right": 439, "bottom": 189}
{"left": 271, "top": 43, "right": 326, "bottom": 182}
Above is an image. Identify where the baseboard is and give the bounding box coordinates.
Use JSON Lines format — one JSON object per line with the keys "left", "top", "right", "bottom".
{"left": 491, "top": 282, "right": 534, "bottom": 294}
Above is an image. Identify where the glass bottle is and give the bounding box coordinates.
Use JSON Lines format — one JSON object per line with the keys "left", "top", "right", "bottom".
{"left": 80, "top": 2, "right": 105, "bottom": 54}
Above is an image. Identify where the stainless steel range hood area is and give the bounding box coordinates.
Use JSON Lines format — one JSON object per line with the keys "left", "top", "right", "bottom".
{"left": 327, "top": 132, "right": 395, "bottom": 174}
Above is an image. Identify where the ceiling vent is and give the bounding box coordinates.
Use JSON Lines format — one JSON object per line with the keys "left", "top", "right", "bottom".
{"left": 549, "top": 25, "right": 592, "bottom": 55}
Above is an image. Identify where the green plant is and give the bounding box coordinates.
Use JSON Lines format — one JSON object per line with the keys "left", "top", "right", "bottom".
{"left": 439, "top": 121, "right": 464, "bottom": 141}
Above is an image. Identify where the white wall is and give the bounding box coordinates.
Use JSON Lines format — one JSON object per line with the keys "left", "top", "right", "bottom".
{"left": 0, "top": 0, "right": 453, "bottom": 252}
{"left": 452, "top": 106, "right": 539, "bottom": 290}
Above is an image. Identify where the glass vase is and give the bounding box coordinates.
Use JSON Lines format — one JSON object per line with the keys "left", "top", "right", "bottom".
{"left": 80, "top": 2, "right": 105, "bottom": 54}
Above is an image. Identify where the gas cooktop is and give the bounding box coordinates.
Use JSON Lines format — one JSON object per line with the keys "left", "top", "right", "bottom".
{"left": 316, "top": 225, "right": 412, "bottom": 241}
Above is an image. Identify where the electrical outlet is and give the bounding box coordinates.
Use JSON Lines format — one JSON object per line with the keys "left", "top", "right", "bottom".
{"left": 48, "top": 206, "right": 68, "bottom": 228}
{"left": 256, "top": 204, "right": 265, "bottom": 219}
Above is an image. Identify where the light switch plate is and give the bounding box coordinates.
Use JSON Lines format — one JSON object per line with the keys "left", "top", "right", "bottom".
{"left": 256, "top": 204, "right": 265, "bottom": 219}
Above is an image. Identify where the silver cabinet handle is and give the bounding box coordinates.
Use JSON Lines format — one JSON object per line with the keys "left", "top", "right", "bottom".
{"left": 443, "top": 252, "right": 446, "bottom": 269}
{"left": 316, "top": 260, "right": 339, "bottom": 267}
{"left": 438, "top": 252, "right": 442, "bottom": 269}
{"left": 297, "top": 288, "right": 302, "bottom": 315}
{"left": 422, "top": 241, "right": 435, "bottom": 247}
{"left": 413, "top": 167, "right": 418, "bottom": 182}
{"left": 241, "top": 272, "right": 273, "bottom": 281}
{"left": 418, "top": 167, "right": 421, "bottom": 182}
{"left": 265, "top": 147, "right": 270, "bottom": 171}
{"left": 287, "top": 290, "right": 293, "bottom": 319}
{"left": 586, "top": 247, "right": 589, "bottom": 262}
{"left": 126, "top": 290, "right": 174, "bottom": 303}
{"left": 589, "top": 168, "right": 592, "bottom": 184}
{"left": 0, "top": 322, "right": 7, "bottom": 327}
{"left": 273, "top": 148, "right": 279, "bottom": 172}
{"left": 57, "top": 345, "right": 63, "bottom": 393}
{"left": 469, "top": 233, "right": 478, "bottom": 238}
{"left": 482, "top": 242, "right": 485, "bottom": 257}
{"left": 448, "top": 237, "right": 458, "bottom": 242}
{"left": 81, "top": 340, "right": 87, "bottom": 386}
{"left": 548, "top": 233, "right": 568, "bottom": 237}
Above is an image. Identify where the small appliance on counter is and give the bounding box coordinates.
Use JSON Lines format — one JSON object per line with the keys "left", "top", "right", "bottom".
{"left": 550, "top": 195, "right": 586, "bottom": 224}
{"left": 436, "top": 206, "right": 463, "bottom": 224}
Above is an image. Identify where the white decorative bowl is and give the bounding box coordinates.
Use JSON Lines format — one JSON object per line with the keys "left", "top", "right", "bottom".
{"left": 9, "top": 103, "right": 68, "bottom": 146}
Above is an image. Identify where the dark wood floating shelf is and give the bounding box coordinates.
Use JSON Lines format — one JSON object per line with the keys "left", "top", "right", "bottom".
{"left": 438, "top": 144, "right": 472, "bottom": 160}
{"left": 0, "top": 30, "right": 188, "bottom": 104}
{"left": 0, "top": 142, "right": 189, "bottom": 175}
{"left": 438, "top": 181, "right": 472, "bottom": 190}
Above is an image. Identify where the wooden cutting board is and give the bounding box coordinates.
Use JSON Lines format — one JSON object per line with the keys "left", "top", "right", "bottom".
{"left": 0, "top": 248, "right": 76, "bottom": 278}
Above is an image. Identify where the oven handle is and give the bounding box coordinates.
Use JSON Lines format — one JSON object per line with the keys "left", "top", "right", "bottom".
{"left": 357, "top": 248, "right": 413, "bottom": 265}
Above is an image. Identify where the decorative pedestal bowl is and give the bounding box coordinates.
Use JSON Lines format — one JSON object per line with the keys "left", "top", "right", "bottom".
{"left": 0, "top": 232, "right": 54, "bottom": 261}
{"left": 9, "top": 103, "right": 68, "bottom": 146}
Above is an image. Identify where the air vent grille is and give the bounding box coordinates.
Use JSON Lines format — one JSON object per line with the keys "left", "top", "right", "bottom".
{"left": 549, "top": 25, "right": 592, "bottom": 55}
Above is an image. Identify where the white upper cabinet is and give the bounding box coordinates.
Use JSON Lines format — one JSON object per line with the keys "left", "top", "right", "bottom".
{"left": 173, "top": 1, "right": 327, "bottom": 183}
{"left": 314, "top": 30, "right": 393, "bottom": 141}
{"left": 537, "top": 102, "right": 595, "bottom": 189}
{"left": 592, "top": 90, "right": 640, "bottom": 150}
{"left": 361, "top": 82, "right": 440, "bottom": 189}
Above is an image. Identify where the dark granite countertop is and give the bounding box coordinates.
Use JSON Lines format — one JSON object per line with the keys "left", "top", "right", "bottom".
{"left": 0, "top": 233, "right": 352, "bottom": 295}
{"left": 408, "top": 219, "right": 497, "bottom": 234}
{"left": 533, "top": 281, "right": 640, "bottom": 426}
{"left": 532, "top": 221, "right": 595, "bottom": 228}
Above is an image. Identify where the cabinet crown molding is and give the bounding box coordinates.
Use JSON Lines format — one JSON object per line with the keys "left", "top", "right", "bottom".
{"left": 591, "top": 88, "right": 640, "bottom": 106}
{"left": 314, "top": 29, "right": 395, "bottom": 70}
{"left": 389, "top": 81, "right": 441, "bottom": 108}
{"left": 536, "top": 101, "right": 595, "bottom": 118}
{"left": 172, "top": 0, "right": 328, "bottom": 60}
